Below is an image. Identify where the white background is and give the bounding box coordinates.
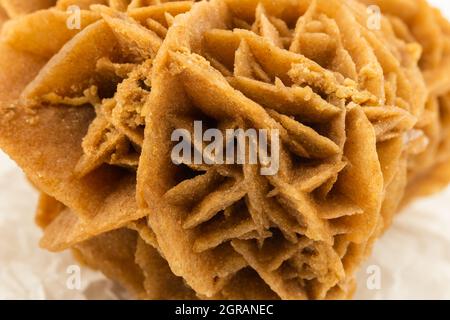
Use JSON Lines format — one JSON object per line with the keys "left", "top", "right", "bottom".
{"left": 1, "top": 1, "right": 450, "bottom": 300}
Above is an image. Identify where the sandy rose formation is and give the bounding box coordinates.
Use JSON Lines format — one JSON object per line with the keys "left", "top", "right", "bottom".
{"left": 1, "top": 0, "right": 450, "bottom": 300}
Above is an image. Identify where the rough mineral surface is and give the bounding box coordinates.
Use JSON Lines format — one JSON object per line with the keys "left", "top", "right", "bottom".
{"left": 0, "top": 0, "right": 449, "bottom": 300}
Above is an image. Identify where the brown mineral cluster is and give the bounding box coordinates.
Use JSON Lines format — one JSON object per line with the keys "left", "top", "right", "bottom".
{"left": 0, "top": 0, "right": 449, "bottom": 300}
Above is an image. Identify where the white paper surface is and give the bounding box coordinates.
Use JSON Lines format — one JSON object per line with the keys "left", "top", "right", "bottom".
{"left": 0, "top": 1, "right": 450, "bottom": 300}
